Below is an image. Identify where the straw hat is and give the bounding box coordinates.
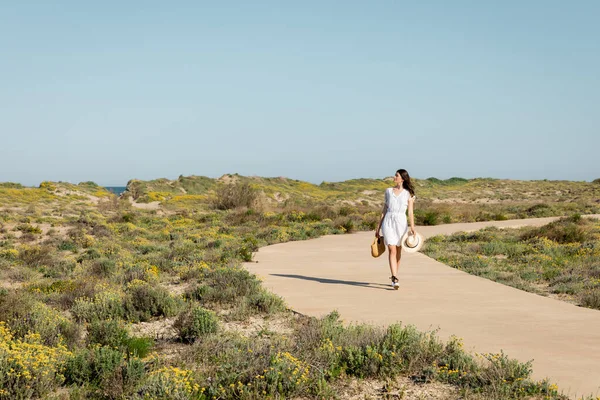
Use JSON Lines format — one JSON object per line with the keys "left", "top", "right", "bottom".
{"left": 401, "top": 231, "right": 424, "bottom": 253}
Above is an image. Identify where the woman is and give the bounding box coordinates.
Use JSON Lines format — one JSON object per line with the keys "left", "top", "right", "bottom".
{"left": 376, "top": 169, "right": 417, "bottom": 290}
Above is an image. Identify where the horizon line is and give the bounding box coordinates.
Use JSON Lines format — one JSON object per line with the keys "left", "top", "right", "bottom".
{"left": 1, "top": 174, "right": 597, "bottom": 188}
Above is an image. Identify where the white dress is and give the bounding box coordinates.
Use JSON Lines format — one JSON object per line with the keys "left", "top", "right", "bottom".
{"left": 381, "top": 188, "right": 411, "bottom": 246}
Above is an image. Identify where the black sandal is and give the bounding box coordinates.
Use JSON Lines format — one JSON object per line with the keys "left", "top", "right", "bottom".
{"left": 390, "top": 275, "right": 399, "bottom": 290}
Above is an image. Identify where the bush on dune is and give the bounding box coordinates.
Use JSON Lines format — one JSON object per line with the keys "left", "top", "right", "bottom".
{"left": 520, "top": 215, "right": 589, "bottom": 243}
{"left": 212, "top": 182, "right": 258, "bottom": 210}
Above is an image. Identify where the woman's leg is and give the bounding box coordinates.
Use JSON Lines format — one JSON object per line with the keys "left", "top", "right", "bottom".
{"left": 396, "top": 246, "right": 402, "bottom": 267}
{"left": 388, "top": 245, "right": 398, "bottom": 279}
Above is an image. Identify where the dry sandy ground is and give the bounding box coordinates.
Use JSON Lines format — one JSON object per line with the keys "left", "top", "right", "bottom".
{"left": 127, "top": 197, "right": 161, "bottom": 210}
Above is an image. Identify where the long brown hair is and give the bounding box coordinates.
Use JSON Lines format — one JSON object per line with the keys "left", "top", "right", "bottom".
{"left": 397, "top": 169, "right": 415, "bottom": 197}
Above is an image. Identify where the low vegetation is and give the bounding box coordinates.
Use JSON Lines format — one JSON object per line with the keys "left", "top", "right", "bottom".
{"left": 120, "top": 174, "right": 600, "bottom": 226}
{"left": 424, "top": 215, "right": 600, "bottom": 309}
{"left": 0, "top": 177, "right": 597, "bottom": 399}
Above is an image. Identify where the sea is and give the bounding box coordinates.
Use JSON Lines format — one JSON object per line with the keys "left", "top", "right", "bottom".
{"left": 103, "top": 186, "right": 127, "bottom": 196}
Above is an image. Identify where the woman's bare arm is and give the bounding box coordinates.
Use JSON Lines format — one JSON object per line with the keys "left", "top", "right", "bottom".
{"left": 376, "top": 200, "right": 387, "bottom": 237}
{"left": 407, "top": 196, "right": 416, "bottom": 234}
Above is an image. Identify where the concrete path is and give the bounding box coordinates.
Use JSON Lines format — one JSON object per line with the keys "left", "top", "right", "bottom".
{"left": 244, "top": 216, "right": 600, "bottom": 399}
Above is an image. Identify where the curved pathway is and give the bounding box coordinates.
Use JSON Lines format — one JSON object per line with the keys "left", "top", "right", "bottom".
{"left": 244, "top": 216, "right": 600, "bottom": 399}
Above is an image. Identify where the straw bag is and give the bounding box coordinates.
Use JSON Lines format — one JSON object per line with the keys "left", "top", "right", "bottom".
{"left": 371, "top": 236, "right": 385, "bottom": 258}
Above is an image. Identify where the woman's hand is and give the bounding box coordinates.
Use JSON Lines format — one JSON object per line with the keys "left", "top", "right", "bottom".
{"left": 410, "top": 227, "right": 416, "bottom": 236}
{"left": 375, "top": 229, "right": 380, "bottom": 238}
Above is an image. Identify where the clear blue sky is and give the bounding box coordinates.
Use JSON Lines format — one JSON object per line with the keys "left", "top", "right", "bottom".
{"left": 1, "top": 1, "right": 599, "bottom": 186}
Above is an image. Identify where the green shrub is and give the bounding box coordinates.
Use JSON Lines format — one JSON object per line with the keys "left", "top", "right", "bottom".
{"left": 188, "top": 266, "right": 261, "bottom": 305}
{"left": 124, "top": 280, "right": 181, "bottom": 322}
{"left": 338, "top": 206, "right": 356, "bottom": 217}
{"left": 91, "top": 258, "right": 117, "bottom": 277}
{"left": 87, "top": 319, "right": 153, "bottom": 358}
{"left": 124, "top": 336, "right": 154, "bottom": 358}
{"left": 476, "top": 351, "right": 533, "bottom": 388}
{"left": 63, "top": 349, "right": 93, "bottom": 386}
{"left": 87, "top": 319, "right": 129, "bottom": 348}
{"left": 243, "top": 289, "right": 286, "bottom": 314}
{"left": 416, "top": 210, "right": 440, "bottom": 226}
{"left": 212, "top": 182, "right": 257, "bottom": 210}
{"left": 167, "top": 240, "right": 203, "bottom": 264}
{"left": 77, "top": 247, "right": 101, "bottom": 260}
{"left": 57, "top": 277, "right": 100, "bottom": 310}
{"left": 311, "top": 205, "right": 337, "bottom": 220}
{"left": 445, "top": 177, "right": 469, "bottom": 185}
{"left": 71, "top": 289, "right": 125, "bottom": 322}
{"left": 336, "top": 218, "right": 355, "bottom": 233}
{"left": 39, "top": 259, "right": 76, "bottom": 279}
{"left": 122, "top": 263, "right": 157, "bottom": 284}
{"left": 63, "top": 346, "right": 122, "bottom": 386}
{"left": 0, "top": 291, "right": 80, "bottom": 347}
{"left": 425, "top": 177, "right": 468, "bottom": 186}
{"left": 57, "top": 240, "right": 78, "bottom": 252}
{"left": 121, "top": 357, "right": 146, "bottom": 391}
{"left": 0, "top": 182, "right": 24, "bottom": 188}
{"left": 237, "top": 247, "right": 253, "bottom": 262}
{"left": 493, "top": 213, "right": 508, "bottom": 221}
{"left": 526, "top": 203, "right": 554, "bottom": 217}
{"left": 139, "top": 366, "right": 200, "bottom": 399}
{"left": 243, "top": 236, "right": 259, "bottom": 252}
{"left": 580, "top": 289, "right": 600, "bottom": 309}
{"left": 521, "top": 218, "right": 587, "bottom": 243}
{"left": 174, "top": 304, "right": 218, "bottom": 342}
{"left": 63, "top": 346, "right": 145, "bottom": 395}
{"left": 15, "top": 223, "right": 42, "bottom": 234}
{"left": 17, "top": 245, "right": 55, "bottom": 268}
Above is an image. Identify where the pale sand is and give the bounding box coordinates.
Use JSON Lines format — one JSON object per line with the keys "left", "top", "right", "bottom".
{"left": 127, "top": 196, "right": 161, "bottom": 210}
{"left": 244, "top": 215, "right": 600, "bottom": 399}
